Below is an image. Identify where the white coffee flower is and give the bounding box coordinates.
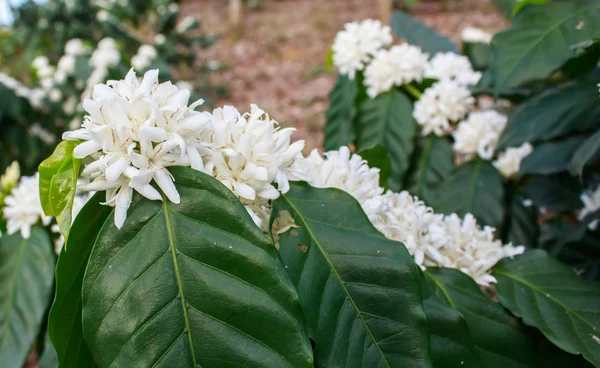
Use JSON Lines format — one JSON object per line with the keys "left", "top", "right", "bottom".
{"left": 200, "top": 105, "right": 305, "bottom": 229}
{"left": 493, "top": 142, "right": 533, "bottom": 178}
{"left": 131, "top": 45, "right": 157, "bottom": 71}
{"left": 90, "top": 38, "right": 120, "bottom": 69}
{"left": 97, "top": 10, "right": 110, "bottom": 22}
{"left": 414, "top": 80, "right": 475, "bottom": 136}
{"left": 461, "top": 27, "right": 493, "bottom": 44}
{"left": 453, "top": 110, "right": 508, "bottom": 161}
{"left": 154, "top": 34, "right": 166, "bottom": 45}
{"left": 578, "top": 186, "right": 600, "bottom": 230}
{"left": 425, "top": 52, "right": 482, "bottom": 86}
{"left": 65, "top": 38, "right": 89, "bottom": 55}
{"left": 332, "top": 19, "right": 392, "bottom": 79}
{"left": 364, "top": 44, "right": 429, "bottom": 98}
{"left": 2, "top": 173, "right": 52, "bottom": 239}
{"left": 63, "top": 69, "right": 209, "bottom": 229}
{"left": 176, "top": 16, "right": 196, "bottom": 33}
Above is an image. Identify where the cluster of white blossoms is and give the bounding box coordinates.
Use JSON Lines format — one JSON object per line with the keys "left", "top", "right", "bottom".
{"left": 55, "top": 39, "right": 90, "bottom": 84}
{"left": 332, "top": 19, "right": 392, "bottom": 79}
{"left": 80, "top": 38, "right": 121, "bottom": 105}
{"left": 364, "top": 44, "right": 429, "bottom": 98}
{"left": 578, "top": 185, "right": 600, "bottom": 231}
{"left": 413, "top": 80, "right": 475, "bottom": 136}
{"left": 424, "top": 52, "right": 482, "bottom": 86}
{"left": 461, "top": 27, "right": 493, "bottom": 44}
{"left": 2, "top": 173, "right": 51, "bottom": 239}
{"left": 492, "top": 142, "right": 533, "bottom": 178}
{"left": 452, "top": 110, "right": 508, "bottom": 161}
{"left": 131, "top": 45, "right": 157, "bottom": 71}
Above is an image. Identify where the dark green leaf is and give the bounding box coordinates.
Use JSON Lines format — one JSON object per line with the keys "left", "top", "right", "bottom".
{"left": 562, "top": 39, "right": 600, "bottom": 78}
{"left": 493, "top": 0, "right": 519, "bottom": 18}
{"left": 48, "top": 193, "right": 110, "bottom": 368}
{"left": 0, "top": 228, "right": 55, "bottom": 368}
{"left": 498, "top": 78, "right": 600, "bottom": 149}
{"left": 464, "top": 42, "right": 492, "bottom": 70}
{"left": 355, "top": 90, "right": 416, "bottom": 192}
{"left": 512, "top": 0, "right": 549, "bottom": 17}
{"left": 524, "top": 174, "right": 583, "bottom": 212}
{"left": 420, "top": 271, "right": 481, "bottom": 367}
{"left": 520, "top": 136, "right": 586, "bottom": 175}
{"left": 38, "top": 336, "right": 58, "bottom": 368}
{"left": 405, "top": 135, "right": 454, "bottom": 206}
{"left": 390, "top": 11, "right": 459, "bottom": 55}
{"left": 490, "top": 0, "right": 600, "bottom": 92}
{"left": 82, "top": 167, "right": 313, "bottom": 368}
{"left": 504, "top": 188, "right": 538, "bottom": 248}
{"left": 570, "top": 129, "right": 600, "bottom": 176}
{"left": 38, "top": 140, "right": 81, "bottom": 241}
{"left": 425, "top": 268, "right": 538, "bottom": 368}
{"left": 493, "top": 250, "right": 600, "bottom": 366}
{"left": 357, "top": 144, "right": 391, "bottom": 189}
{"left": 324, "top": 75, "right": 357, "bottom": 151}
{"left": 435, "top": 160, "right": 505, "bottom": 230}
{"left": 275, "top": 182, "right": 431, "bottom": 367}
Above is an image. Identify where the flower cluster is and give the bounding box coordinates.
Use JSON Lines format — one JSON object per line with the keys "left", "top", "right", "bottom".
{"left": 64, "top": 69, "right": 208, "bottom": 228}
{"left": 453, "top": 110, "right": 508, "bottom": 161}
{"left": 80, "top": 37, "right": 121, "bottom": 105}
{"left": 461, "top": 27, "right": 493, "bottom": 44}
{"left": 492, "top": 142, "right": 533, "bottom": 178}
{"left": 332, "top": 19, "right": 392, "bottom": 79}
{"left": 131, "top": 45, "right": 157, "bottom": 71}
{"left": 578, "top": 185, "right": 600, "bottom": 230}
{"left": 424, "top": 52, "right": 482, "bottom": 86}
{"left": 2, "top": 173, "right": 51, "bottom": 239}
{"left": 55, "top": 39, "right": 90, "bottom": 84}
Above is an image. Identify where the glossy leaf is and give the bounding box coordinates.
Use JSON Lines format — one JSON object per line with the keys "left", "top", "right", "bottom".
{"left": 275, "top": 181, "right": 431, "bottom": 367}
{"left": 390, "top": 11, "right": 459, "bottom": 55}
{"left": 494, "top": 250, "right": 600, "bottom": 366}
{"left": 405, "top": 135, "right": 454, "bottom": 206}
{"left": 490, "top": 0, "right": 600, "bottom": 92}
{"left": 570, "top": 128, "right": 600, "bottom": 177}
{"left": 357, "top": 144, "right": 391, "bottom": 189}
{"left": 464, "top": 42, "right": 492, "bottom": 70}
{"left": 524, "top": 174, "right": 583, "bottom": 212}
{"left": 0, "top": 228, "right": 54, "bottom": 368}
{"left": 48, "top": 193, "right": 110, "bottom": 368}
{"left": 498, "top": 78, "right": 600, "bottom": 149}
{"left": 81, "top": 167, "right": 313, "bottom": 368}
{"left": 435, "top": 160, "right": 505, "bottom": 230}
{"left": 38, "top": 140, "right": 81, "bottom": 241}
{"left": 520, "top": 136, "right": 585, "bottom": 175}
{"left": 324, "top": 75, "right": 357, "bottom": 151}
{"left": 355, "top": 90, "right": 416, "bottom": 192}
{"left": 425, "top": 268, "right": 538, "bottom": 368}
{"left": 504, "top": 188, "right": 538, "bottom": 248}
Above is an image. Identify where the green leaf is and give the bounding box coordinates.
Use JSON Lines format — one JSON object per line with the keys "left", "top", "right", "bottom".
{"left": 498, "top": 78, "right": 600, "bottom": 149}
{"left": 275, "top": 181, "right": 431, "bottom": 367}
{"left": 38, "top": 336, "right": 58, "bottom": 368}
{"left": 490, "top": 0, "right": 600, "bottom": 92}
{"left": 425, "top": 268, "right": 538, "bottom": 368}
{"left": 325, "top": 45, "right": 334, "bottom": 70}
{"left": 464, "top": 42, "right": 492, "bottom": 70}
{"left": 511, "top": 0, "right": 549, "bottom": 17}
{"left": 357, "top": 144, "right": 391, "bottom": 189}
{"left": 504, "top": 188, "right": 538, "bottom": 248}
{"left": 493, "top": 250, "right": 600, "bottom": 366}
{"left": 493, "top": 0, "right": 519, "bottom": 18}
{"left": 420, "top": 271, "right": 481, "bottom": 367}
{"left": 435, "top": 160, "right": 505, "bottom": 230}
{"left": 38, "top": 140, "right": 81, "bottom": 241}
{"left": 323, "top": 75, "right": 357, "bottom": 151}
{"left": 0, "top": 228, "right": 55, "bottom": 368}
{"left": 562, "top": 39, "right": 600, "bottom": 78}
{"left": 48, "top": 193, "right": 110, "bottom": 368}
{"left": 390, "top": 11, "right": 459, "bottom": 55}
{"left": 570, "top": 129, "right": 600, "bottom": 176}
{"left": 520, "top": 136, "right": 586, "bottom": 175}
{"left": 405, "top": 135, "right": 454, "bottom": 206}
{"left": 524, "top": 174, "right": 583, "bottom": 212}
{"left": 355, "top": 90, "right": 416, "bottom": 192}
{"left": 81, "top": 167, "right": 313, "bottom": 368}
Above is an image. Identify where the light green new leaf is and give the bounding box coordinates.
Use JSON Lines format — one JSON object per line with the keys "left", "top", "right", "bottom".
{"left": 38, "top": 140, "right": 81, "bottom": 241}
{"left": 0, "top": 228, "right": 55, "bottom": 368}
{"left": 390, "top": 11, "right": 459, "bottom": 55}
{"left": 324, "top": 75, "right": 357, "bottom": 151}
{"left": 520, "top": 136, "right": 586, "bottom": 175}
{"left": 355, "top": 90, "right": 416, "bottom": 192}
{"left": 570, "top": 129, "right": 600, "bottom": 177}
{"left": 48, "top": 193, "right": 110, "bottom": 368}
{"left": 490, "top": 0, "right": 600, "bottom": 92}
{"left": 275, "top": 182, "right": 431, "bottom": 367}
{"left": 82, "top": 167, "right": 313, "bottom": 368}
{"left": 493, "top": 250, "right": 600, "bottom": 366}
{"left": 435, "top": 160, "right": 505, "bottom": 230}
{"left": 425, "top": 268, "right": 538, "bottom": 368}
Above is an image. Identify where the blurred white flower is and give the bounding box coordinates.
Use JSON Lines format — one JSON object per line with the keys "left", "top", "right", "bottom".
{"left": 63, "top": 69, "right": 209, "bottom": 228}
{"left": 81, "top": 37, "right": 121, "bottom": 101}
{"left": 364, "top": 44, "right": 429, "bottom": 98}
{"left": 425, "top": 52, "right": 482, "bottom": 86}
{"left": 154, "top": 34, "right": 166, "bottom": 45}
{"left": 0, "top": 162, "right": 20, "bottom": 192}
{"left": 131, "top": 45, "right": 157, "bottom": 71}
{"left": 461, "top": 27, "right": 493, "bottom": 44}
{"left": 176, "top": 16, "right": 196, "bottom": 33}
{"left": 493, "top": 142, "right": 533, "bottom": 178}
{"left": 0, "top": 72, "right": 45, "bottom": 108}
{"left": 414, "top": 80, "right": 475, "bottom": 136}
{"left": 168, "top": 3, "right": 179, "bottom": 13}
{"left": 2, "top": 173, "right": 52, "bottom": 239}
{"left": 578, "top": 186, "right": 600, "bottom": 230}
{"left": 97, "top": 10, "right": 110, "bottom": 22}
{"left": 332, "top": 19, "right": 392, "bottom": 79}
{"left": 65, "top": 38, "right": 89, "bottom": 56}
{"left": 453, "top": 110, "right": 508, "bottom": 161}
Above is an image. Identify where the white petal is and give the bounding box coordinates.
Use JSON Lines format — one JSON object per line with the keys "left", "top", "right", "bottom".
{"left": 154, "top": 169, "right": 180, "bottom": 203}
{"left": 135, "top": 184, "right": 163, "bottom": 201}
{"left": 139, "top": 126, "right": 168, "bottom": 142}
{"left": 105, "top": 156, "right": 129, "bottom": 182}
{"left": 73, "top": 141, "right": 102, "bottom": 158}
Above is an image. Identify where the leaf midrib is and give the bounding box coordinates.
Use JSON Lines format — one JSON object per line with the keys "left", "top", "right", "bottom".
{"left": 281, "top": 194, "right": 392, "bottom": 368}
{"left": 163, "top": 201, "right": 197, "bottom": 367}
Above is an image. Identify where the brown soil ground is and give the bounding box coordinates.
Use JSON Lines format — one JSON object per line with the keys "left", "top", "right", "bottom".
{"left": 183, "top": 0, "right": 507, "bottom": 152}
